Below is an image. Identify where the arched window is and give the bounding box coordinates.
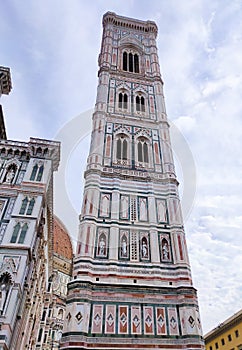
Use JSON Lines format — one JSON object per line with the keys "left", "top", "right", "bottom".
{"left": 136, "top": 96, "right": 141, "bottom": 112}
{"left": 123, "top": 93, "right": 128, "bottom": 109}
{"left": 37, "top": 328, "right": 43, "bottom": 343}
{"left": 30, "top": 164, "right": 38, "bottom": 181}
{"left": 19, "top": 197, "right": 28, "bottom": 215}
{"left": 141, "top": 96, "right": 145, "bottom": 112}
{"left": 123, "top": 51, "right": 127, "bottom": 71}
{"left": 18, "top": 223, "right": 28, "bottom": 243}
{"left": 134, "top": 54, "right": 139, "bottom": 73}
{"left": 129, "top": 52, "right": 133, "bottom": 72}
{"left": 118, "top": 93, "right": 128, "bottom": 110}
{"left": 136, "top": 95, "right": 145, "bottom": 112}
{"left": 41, "top": 310, "right": 47, "bottom": 321}
{"left": 116, "top": 134, "right": 128, "bottom": 161}
{"left": 10, "top": 223, "right": 21, "bottom": 243}
{"left": 36, "top": 165, "right": 44, "bottom": 182}
{"left": 122, "top": 51, "right": 139, "bottom": 73}
{"left": 26, "top": 198, "right": 35, "bottom": 215}
{"left": 137, "top": 137, "right": 149, "bottom": 164}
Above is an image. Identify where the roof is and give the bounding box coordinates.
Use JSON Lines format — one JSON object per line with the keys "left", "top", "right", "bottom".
{"left": 53, "top": 215, "right": 73, "bottom": 260}
{"left": 204, "top": 309, "right": 242, "bottom": 342}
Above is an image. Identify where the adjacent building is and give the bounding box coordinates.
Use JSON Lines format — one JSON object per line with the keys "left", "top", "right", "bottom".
{"left": 204, "top": 310, "right": 242, "bottom": 350}
{"left": 0, "top": 64, "right": 74, "bottom": 350}
{"left": 61, "top": 12, "right": 204, "bottom": 350}
{"left": 0, "top": 137, "right": 60, "bottom": 349}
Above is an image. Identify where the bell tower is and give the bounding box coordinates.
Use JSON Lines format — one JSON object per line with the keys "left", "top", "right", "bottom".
{"left": 61, "top": 12, "right": 204, "bottom": 350}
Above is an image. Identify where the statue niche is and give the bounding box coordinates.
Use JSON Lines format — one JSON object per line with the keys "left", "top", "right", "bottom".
{"left": 0, "top": 273, "right": 11, "bottom": 314}
{"left": 3, "top": 164, "right": 17, "bottom": 184}
{"left": 97, "top": 232, "right": 107, "bottom": 257}
{"left": 161, "top": 238, "right": 170, "bottom": 261}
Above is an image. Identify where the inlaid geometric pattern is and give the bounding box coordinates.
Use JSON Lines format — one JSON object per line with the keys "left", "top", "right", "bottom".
{"left": 75, "top": 311, "right": 83, "bottom": 324}
{"left": 144, "top": 306, "right": 154, "bottom": 334}
{"left": 118, "top": 306, "right": 128, "bottom": 334}
{"left": 188, "top": 315, "right": 195, "bottom": 328}
{"left": 105, "top": 305, "right": 116, "bottom": 334}
{"left": 168, "top": 308, "right": 179, "bottom": 335}
{"left": 156, "top": 307, "right": 167, "bottom": 335}
{"left": 131, "top": 306, "right": 141, "bottom": 334}
{"left": 91, "top": 305, "right": 103, "bottom": 333}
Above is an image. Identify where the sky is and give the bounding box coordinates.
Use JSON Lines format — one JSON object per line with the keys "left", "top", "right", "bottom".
{"left": 1, "top": 0, "right": 242, "bottom": 335}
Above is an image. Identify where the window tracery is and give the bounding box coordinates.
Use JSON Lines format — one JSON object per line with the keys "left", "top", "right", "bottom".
{"left": 19, "top": 197, "right": 35, "bottom": 216}
{"left": 115, "top": 133, "right": 130, "bottom": 166}
{"left": 118, "top": 92, "right": 128, "bottom": 110}
{"left": 136, "top": 95, "right": 145, "bottom": 112}
{"left": 10, "top": 222, "right": 28, "bottom": 244}
{"left": 137, "top": 137, "right": 149, "bottom": 164}
{"left": 30, "top": 163, "right": 44, "bottom": 182}
{"left": 122, "top": 51, "right": 139, "bottom": 73}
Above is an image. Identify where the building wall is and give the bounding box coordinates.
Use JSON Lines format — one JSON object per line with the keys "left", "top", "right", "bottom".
{"left": 205, "top": 311, "right": 242, "bottom": 350}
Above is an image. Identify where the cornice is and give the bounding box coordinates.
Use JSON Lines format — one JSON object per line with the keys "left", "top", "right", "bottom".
{"left": 0, "top": 137, "right": 60, "bottom": 171}
{"left": 103, "top": 12, "right": 158, "bottom": 38}
{"left": 204, "top": 309, "right": 242, "bottom": 342}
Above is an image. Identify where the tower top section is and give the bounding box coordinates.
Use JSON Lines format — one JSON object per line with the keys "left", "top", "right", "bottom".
{"left": 103, "top": 12, "right": 158, "bottom": 37}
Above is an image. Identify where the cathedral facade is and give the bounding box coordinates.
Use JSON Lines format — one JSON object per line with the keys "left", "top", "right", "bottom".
{"left": 61, "top": 12, "right": 204, "bottom": 350}
{"left": 0, "top": 68, "right": 73, "bottom": 349}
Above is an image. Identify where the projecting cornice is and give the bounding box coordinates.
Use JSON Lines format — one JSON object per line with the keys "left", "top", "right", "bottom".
{"left": 103, "top": 12, "right": 158, "bottom": 38}
{"left": 0, "top": 137, "right": 60, "bottom": 171}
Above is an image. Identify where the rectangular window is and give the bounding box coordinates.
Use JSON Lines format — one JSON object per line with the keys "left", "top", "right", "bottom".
{"left": 209, "top": 346, "right": 213, "bottom": 350}
{"left": 235, "top": 329, "right": 239, "bottom": 337}
{"left": 228, "top": 334, "right": 232, "bottom": 342}
{"left": 215, "top": 342, "right": 218, "bottom": 349}
{"left": 221, "top": 338, "right": 225, "bottom": 345}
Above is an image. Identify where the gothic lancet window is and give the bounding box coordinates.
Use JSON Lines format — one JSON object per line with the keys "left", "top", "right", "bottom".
{"left": 122, "top": 51, "right": 139, "bottom": 73}
{"left": 134, "top": 54, "right": 139, "bottom": 73}
{"left": 10, "top": 223, "right": 21, "bottom": 243}
{"left": 129, "top": 53, "right": 133, "bottom": 72}
{"left": 136, "top": 96, "right": 145, "bottom": 112}
{"left": 30, "top": 164, "right": 44, "bottom": 182}
{"left": 116, "top": 134, "right": 128, "bottom": 162}
{"left": 10, "top": 222, "right": 28, "bottom": 244}
{"left": 26, "top": 198, "right": 35, "bottom": 215}
{"left": 123, "top": 51, "right": 127, "bottom": 71}
{"left": 36, "top": 165, "right": 44, "bottom": 181}
{"left": 19, "top": 197, "right": 28, "bottom": 215}
{"left": 137, "top": 137, "right": 149, "bottom": 164}
{"left": 30, "top": 164, "right": 38, "bottom": 181}
{"left": 19, "top": 197, "right": 35, "bottom": 215}
{"left": 118, "top": 92, "right": 128, "bottom": 110}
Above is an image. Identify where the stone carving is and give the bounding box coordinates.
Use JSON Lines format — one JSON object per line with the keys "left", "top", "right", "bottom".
{"left": 4, "top": 167, "right": 15, "bottom": 184}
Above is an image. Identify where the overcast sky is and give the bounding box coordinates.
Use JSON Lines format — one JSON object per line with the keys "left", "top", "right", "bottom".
{"left": 1, "top": 0, "right": 242, "bottom": 335}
